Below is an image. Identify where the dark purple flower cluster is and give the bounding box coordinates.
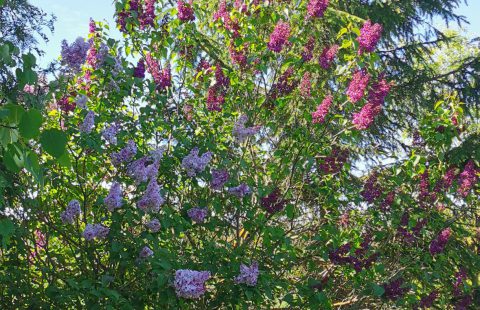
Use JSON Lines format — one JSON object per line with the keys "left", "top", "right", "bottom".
{"left": 397, "top": 212, "right": 414, "bottom": 243}
{"left": 357, "top": 20, "right": 383, "bottom": 54}
{"left": 141, "top": 0, "right": 156, "bottom": 27}
{"left": 234, "top": 261, "right": 259, "bottom": 286}
{"left": 187, "top": 207, "right": 208, "bottom": 223}
{"left": 300, "top": 72, "right": 312, "bottom": 98}
{"left": 434, "top": 167, "right": 457, "bottom": 192}
{"left": 211, "top": 169, "right": 229, "bottom": 190}
{"left": 261, "top": 188, "right": 286, "bottom": 214}
{"left": 267, "top": 21, "right": 290, "bottom": 53}
{"left": 453, "top": 268, "right": 467, "bottom": 296}
{"left": 214, "top": 1, "right": 241, "bottom": 38}
{"left": 382, "top": 278, "right": 408, "bottom": 301}
{"left": 61, "top": 200, "right": 82, "bottom": 224}
{"left": 312, "top": 95, "right": 333, "bottom": 124}
{"left": 455, "top": 295, "right": 473, "bottom": 310}
{"left": 429, "top": 227, "right": 452, "bottom": 255}
{"left": 417, "top": 291, "right": 438, "bottom": 309}
{"left": 177, "top": 0, "right": 195, "bottom": 22}
{"left": 318, "top": 148, "right": 348, "bottom": 174}
{"left": 301, "top": 37, "right": 315, "bottom": 62}
{"left": 138, "top": 179, "right": 165, "bottom": 213}
{"left": 229, "top": 44, "right": 247, "bottom": 66}
{"left": 347, "top": 70, "right": 370, "bottom": 103}
{"left": 457, "top": 160, "right": 477, "bottom": 197}
{"left": 111, "top": 140, "right": 137, "bottom": 166}
{"left": 206, "top": 65, "right": 230, "bottom": 111}
{"left": 60, "top": 37, "right": 90, "bottom": 72}
{"left": 270, "top": 67, "right": 298, "bottom": 100}
{"left": 133, "top": 59, "right": 146, "bottom": 79}
{"left": 174, "top": 269, "right": 211, "bottom": 299}
{"left": 228, "top": 183, "right": 251, "bottom": 198}
{"left": 58, "top": 96, "right": 76, "bottom": 113}
{"left": 361, "top": 173, "right": 382, "bottom": 204}
{"left": 104, "top": 182, "right": 123, "bottom": 211}
{"left": 307, "top": 0, "right": 329, "bottom": 19}
{"left": 329, "top": 235, "right": 377, "bottom": 272}
{"left": 419, "top": 170, "right": 432, "bottom": 201}
{"left": 83, "top": 223, "right": 109, "bottom": 241}
{"left": 319, "top": 44, "right": 339, "bottom": 69}
{"left": 379, "top": 191, "right": 395, "bottom": 211}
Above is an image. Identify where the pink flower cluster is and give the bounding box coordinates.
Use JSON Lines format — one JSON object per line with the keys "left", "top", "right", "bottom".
{"left": 214, "top": 1, "right": 241, "bottom": 38}
{"left": 312, "top": 95, "right": 333, "bottom": 124}
{"left": 319, "top": 44, "right": 339, "bottom": 69}
{"left": 83, "top": 223, "right": 109, "bottom": 241}
{"left": 347, "top": 70, "right": 370, "bottom": 103}
{"left": 177, "top": 1, "right": 195, "bottom": 22}
{"left": 234, "top": 261, "right": 259, "bottom": 286}
{"left": 352, "top": 77, "right": 391, "bottom": 130}
{"left": 306, "top": 0, "right": 329, "bottom": 19}
{"left": 174, "top": 269, "right": 211, "bottom": 299}
{"left": 429, "top": 227, "right": 452, "bottom": 255}
{"left": 267, "top": 21, "right": 290, "bottom": 53}
{"left": 357, "top": 20, "right": 383, "bottom": 54}
{"left": 299, "top": 72, "right": 312, "bottom": 98}
{"left": 138, "top": 179, "right": 165, "bottom": 213}
{"left": 145, "top": 53, "right": 171, "bottom": 90}
{"left": 187, "top": 207, "right": 208, "bottom": 223}
{"left": 61, "top": 200, "right": 82, "bottom": 224}
{"left": 104, "top": 182, "right": 123, "bottom": 211}
{"left": 233, "top": 115, "right": 260, "bottom": 143}
{"left": 182, "top": 147, "right": 213, "bottom": 177}
{"left": 457, "top": 160, "right": 477, "bottom": 197}
{"left": 207, "top": 65, "right": 230, "bottom": 111}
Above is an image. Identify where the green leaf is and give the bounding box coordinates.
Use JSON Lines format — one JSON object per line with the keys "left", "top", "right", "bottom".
{"left": 22, "top": 53, "right": 36, "bottom": 68}
{"left": 0, "top": 127, "right": 19, "bottom": 146}
{"left": 40, "top": 129, "right": 67, "bottom": 158}
{"left": 19, "top": 109, "right": 42, "bottom": 139}
{"left": 0, "top": 218, "right": 15, "bottom": 248}
{"left": 372, "top": 284, "right": 385, "bottom": 297}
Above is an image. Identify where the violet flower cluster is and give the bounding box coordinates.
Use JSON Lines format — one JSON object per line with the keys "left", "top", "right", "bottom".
{"left": 181, "top": 147, "right": 212, "bottom": 177}
{"left": 60, "top": 37, "right": 90, "bottom": 72}
{"left": 146, "top": 218, "right": 161, "bottom": 232}
{"left": 232, "top": 115, "right": 260, "bottom": 143}
{"left": 187, "top": 207, "right": 208, "bottom": 223}
{"left": 104, "top": 182, "right": 123, "bottom": 211}
{"left": 312, "top": 95, "right": 333, "bottom": 124}
{"left": 79, "top": 110, "right": 95, "bottom": 134}
{"left": 319, "top": 45, "right": 339, "bottom": 69}
{"left": 234, "top": 261, "right": 259, "bottom": 286}
{"left": 211, "top": 169, "right": 229, "bottom": 190}
{"left": 429, "top": 227, "right": 452, "bottom": 255}
{"left": 228, "top": 183, "right": 251, "bottom": 198}
{"left": 174, "top": 269, "right": 211, "bottom": 299}
{"left": 139, "top": 246, "right": 154, "bottom": 258}
{"left": 301, "top": 37, "right": 315, "bottom": 62}
{"left": 137, "top": 179, "right": 165, "bottom": 213}
{"left": 111, "top": 140, "right": 137, "bottom": 166}
{"left": 75, "top": 95, "right": 88, "bottom": 109}
{"left": 267, "top": 21, "right": 291, "bottom": 53}
{"left": 61, "top": 199, "right": 82, "bottom": 224}
{"left": 133, "top": 59, "right": 146, "bottom": 79}
{"left": 127, "top": 156, "right": 160, "bottom": 184}
{"left": 306, "top": 0, "right": 329, "bottom": 19}
{"left": 102, "top": 123, "right": 120, "bottom": 145}
{"left": 346, "top": 70, "right": 370, "bottom": 103}
{"left": 361, "top": 173, "right": 382, "bottom": 204}
{"left": 177, "top": 0, "right": 195, "bottom": 22}
{"left": 261, "top": 188, "right": 286, "bottom": 214}
{"left": 457, "top": 160, "right": 477, "bottom": 197}
{"left": 83, "top": 223, "right": 109, "bottom": 241}
{"left": 418, "top": 291, "right": 438, "bottom": 309}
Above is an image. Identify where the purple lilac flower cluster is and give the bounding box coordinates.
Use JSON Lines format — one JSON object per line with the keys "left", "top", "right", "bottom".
{"left": 417, "top": 291, "right": 438, "bottom": 309}
{"left": 83, "top": 223, "right": 109, "bottom": 241}
{"left": 187, "top": 207, "right": 208, "bottom": 223}
{"left": 329, "top": 235, "right": 377, "bottom": 272}
{"left": 104, "top": 182, "right": 123, "bottom": 211}
{"left": 177, "top": 0, "right": 195, "bottom": 22}
{"left": 261, "top": 188, "right": 286, "bottom": 214}
{"left": 361, "top": 173, "right": 382, "bottom": 204}
{"left": 346, "top": 70, "right": 370, "bottom": 103}
{"left": 58, "top": 96, "right": 76, "bottom": 113}
{"left": 138, "top": 179, "right": 165, "bottom": 213}
{"left": 127, "top": 156, "right": 160, "bottom": 184}
{"left": 79, "top": 110, "right": 95, "bottom": 133}
{"left": 434, "top": 167, "right": 457, "bottom": 192}
{"left": 146, "top": 218, "right": 161, "bottom": 232}
{"left": 146, "top": 53, "right": 171, "bottom": 90}
{"left": 111, "top": 140, "right": 137, "bottom": 166}
{"left": 211, "top": 169, "right": 229, "bottom": 190}
{"left": 229, "top": 44, "right": 248, "bottom": 66}
{"left": 174, "top": 269, "right": 211, "bottom": 299}
{"left": 232, "top": 115, "right": 260, "bottom": 143}
{"left": 139, "top": 246, "right": 154, "bottom": 258}
{"left": 102, "top": 123, "right": 120, "bottom": 145}
{"left": 353, "top": 77, "right": 391, "bottom": 130}
{"left": 379, "top": 191, "right": 395, "bottom": 211}
{"left": 301, "top": 37, "right": 315, "bottom": 62}
{"left": 61, "top": 200, "right": 82, "bottom": 224}
{"left": 299, "top": 72, "right": 312, "bottom": 98}
{"left": 182, "top": 147, "right": 212, "bottom": 177}
{"left": 429, "top": 227, "right": 452, "bottom": 255}
{"left": 318, "top": 148, "right": 348, "bottom": 174}
{"left": 306, "top": 0, "right": 329, "bottom": 19}
{"left": 60, "top": 37, "right": 90, "bottom": 72}
{"left": 382, "top": 278, "right": 409, "bottom": 301}
{"left": 76, "top": 95, "right": 88, "bottom": 109}
{"left": 319, "top": 45, "right": 339, "bottom": 69}
{"left": 267, "top": 21, "right": 290, "bottom": 53}
{"left": 312, "top": 95, "right": 333, "bottom": 124}
{"left": 234, "top": 261, "right": 259, "bottom": 286}
{"left": 214, "top": 1, "right": 241, "bottom": 38}
{"left": 207, "top": 65, "right": 230, "bottom": 111}
{"left": 270, "top": 67, "right": 298, "bottom": 100}
{"left": 133, "top": 59, "right": 146, "bottom": 79}
{"left": 454, "top": 295, "right": 473, "bottom": 310}
{"left": 457, "top": 160, "right": 477, "bottom": 197}
{"left": 357, "top": 20, "right": 383, "bottom": 54}
{"left": 228, "top": 183, "right": 251, "bottom": 198}
{"left": 453, "top": 268, "right": 467, "bottom": 296}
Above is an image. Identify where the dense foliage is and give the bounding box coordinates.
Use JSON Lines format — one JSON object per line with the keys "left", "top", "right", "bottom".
{"left": 1, "top": 0, "right": 479, "bottom": 309}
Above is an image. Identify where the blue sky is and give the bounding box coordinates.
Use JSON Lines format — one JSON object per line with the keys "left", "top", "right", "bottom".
{"left": 32, "top": 0, "right": 480, "bottom": 68}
